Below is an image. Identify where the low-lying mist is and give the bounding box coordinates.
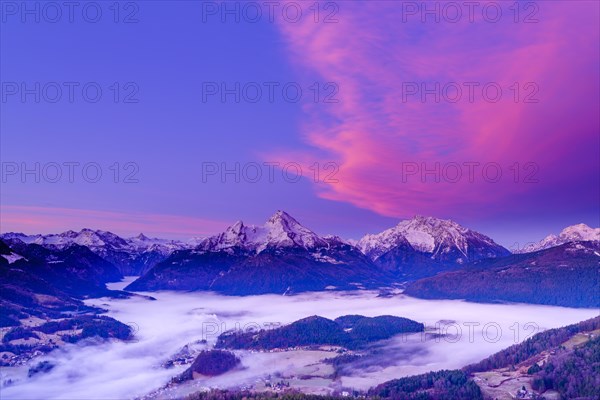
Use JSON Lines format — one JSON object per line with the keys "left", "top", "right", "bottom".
{"left": 2, "top": 277, "right": 597, "bottom": 399}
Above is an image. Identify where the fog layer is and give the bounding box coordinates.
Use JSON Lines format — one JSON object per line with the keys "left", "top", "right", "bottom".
{"left": 2, "top": 278, "right": 597, "bottom": 399}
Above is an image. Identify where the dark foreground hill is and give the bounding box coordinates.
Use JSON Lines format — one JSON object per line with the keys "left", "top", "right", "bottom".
{"left": 216, "top": 315, "right": 424, "bottom": 351}
{"left": 177, "top": 350, "right": 241, "bottom": 381}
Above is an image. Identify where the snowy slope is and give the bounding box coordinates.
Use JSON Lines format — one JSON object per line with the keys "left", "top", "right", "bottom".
{"left": 1, "top": 252, "right": 25, "bottom": 264}
{"left": 198, "top": 210, "right": 327, "bottom": 254}
{"left": 0, "top": 230, "right": 195, "bottom": 275}
{"left": 357, "top": 216, "right": 509, "bottom": 264}
{"left": 517, "top": 223, "right": 600, "bottom": 253}
{"left": 125, "top": 211, "right": 389, "bottom": 294}
{"left": 1, "top": 229, "right": 189, "bottom": 255}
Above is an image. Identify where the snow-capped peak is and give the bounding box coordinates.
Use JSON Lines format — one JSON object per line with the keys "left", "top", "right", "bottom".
{"left": 358, "top": 216, "right": 461, "bottom": 258}
{"left": 262, "top": 210, "right": 325, "bottom": 250}
{"left": 200, "top": 210, "right": 326, "bottom": 253}
{"left": 135, "top": 233, "right": 149, "bottom": 241}
{"left": 518, "top": 223, "right": 600, "bottom": 253}
{"left": 357, "top": 216, "right": 507, "bottom": 263}
{"left": 398, "top": 215, "right": 502, "bottom": 254}
{"left": 558, "top": 223, "right": 600, "bottom": 241}
{"left": 1, "top": 229, "right": 113, "bottom": 248}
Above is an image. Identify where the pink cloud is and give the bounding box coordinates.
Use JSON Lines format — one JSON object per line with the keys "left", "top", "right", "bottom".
{"left": 270, "top": 1, "right": 600, "bottom": 219}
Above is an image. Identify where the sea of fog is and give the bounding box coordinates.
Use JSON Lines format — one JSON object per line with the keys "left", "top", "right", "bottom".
{"left": 2, "top": 276, "right": 598, "bottom": 399}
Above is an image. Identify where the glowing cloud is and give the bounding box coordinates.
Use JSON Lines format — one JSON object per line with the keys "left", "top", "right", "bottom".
{"left": 271, "top": 1, "right": 600, "bottom": 220}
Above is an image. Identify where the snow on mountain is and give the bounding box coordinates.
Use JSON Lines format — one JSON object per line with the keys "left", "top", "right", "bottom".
{"left": 124, "top": 232, "right": 190, "bottom": 254}
{"left": 0, "top": 229, "right": 189, "bottom": 255}
{"left": 198, "top": 210, "right": 327, "bottom": 254}
{"left": 1, "top": 212, "right": 512, "bottom": 272}
{"left": 517, "top": 223, "right": 600, "bottom": 253}
{"left": 357, "top": 215, "right": 509, "bottom": 263}
{"left": 125, "top": 211, "right": 389, "bottom": 295}
{"left": 0, "top": 212, "right": 333, "bottom": 273}
{"left": 357, "top": 227, "right": 414, "bottom": 260}
{"left": 0, "top": 239, "right": 26, "bottom": 264}
{"left": 1, "top": 252, "right": 25, "bottom": 264}
{"left": 0, "top": 229, "right": 198, "bottom": 275}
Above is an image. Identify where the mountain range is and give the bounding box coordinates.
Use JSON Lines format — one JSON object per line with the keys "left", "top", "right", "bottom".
{"left": 125, "top": 211, "right": 519, "bottom": 294}
{"left": 1, "top": 229, "right": 200, "bottom": 275}
{"left": 1, "top": 211, "right": 598, "bottom": 304}
{"left": 515, "top": 223, "right": 600, "bottom": 253}
{"left": 125, "top": 211, "right": 391, "bottom": 295}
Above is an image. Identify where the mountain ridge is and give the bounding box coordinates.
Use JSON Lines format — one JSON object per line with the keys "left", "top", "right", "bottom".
{"left": 0, "top": 229, "right": 199, "bottom": 275}
{"left": 403, "top": 240, "right": 600, "bottom": 307}
{"left": 125, "top": 211, "right": 393, "bottom": 295}
{"left": 357, "top": 215, "right": 510, "bottom": 264}
{"left": 3, "top": 214, "right": 598, "bottom": 298}
{"left": 515, "top": 223, "right": 600, "bottom": 253}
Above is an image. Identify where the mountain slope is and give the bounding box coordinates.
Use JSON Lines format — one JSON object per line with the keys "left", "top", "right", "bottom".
{"left": 357, "top": 216, "right": 510, "bottom": 279}
{"left": 404, "top": 241, "right": 600, "bottom": 307}
{"left": 1, "top": 240, "right": 122, "bottom": 297}
{"left": 464, "top": 316, "right": 600, "bottom": 400}
{"left": 0, "top": 239, "right": 123, "bottom": 327}
{"left": 127, "top": 211, "right": 394, "bottom": 295}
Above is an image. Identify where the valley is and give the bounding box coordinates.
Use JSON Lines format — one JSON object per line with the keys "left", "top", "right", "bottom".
{"left": 1, "top": 278, "right": 597, "bottom": 399}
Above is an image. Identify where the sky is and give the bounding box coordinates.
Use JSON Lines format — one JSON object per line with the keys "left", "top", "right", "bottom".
{"left": 1, "top": 0, "right": 599, "bottom": 248}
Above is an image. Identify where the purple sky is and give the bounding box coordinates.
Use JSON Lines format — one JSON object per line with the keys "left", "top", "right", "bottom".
{"left": 1, "top": 1, "right": 598, "bottom": 247}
